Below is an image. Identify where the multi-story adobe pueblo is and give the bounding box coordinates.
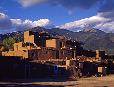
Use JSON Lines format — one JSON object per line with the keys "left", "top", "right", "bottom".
{"left": 1, "top": 30, "right": 114, "bottom": 78}
{"left": 2, "top": 30, "right": 105, "bottom": 62}
{"left": 2, "top": 31, "right": 78, "bottom": 60}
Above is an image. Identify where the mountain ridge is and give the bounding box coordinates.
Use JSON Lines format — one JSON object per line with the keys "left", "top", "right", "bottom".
{"left": 1, "top": 27, "right": 114, "bottom": 54}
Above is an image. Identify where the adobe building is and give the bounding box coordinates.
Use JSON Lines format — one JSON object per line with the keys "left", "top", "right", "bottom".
{"left": 2, "top": 31, "right": 42, "bottom": 59}
{"left": 2, "top": 31, "right": 74, "bottom": 60}
{"left": 82, "top": 50, "right": 96, "bottom": 57}
{"left": 2, "top": 30, "right": 106, "bottom": 62}
{"left": 78, "top": 50, "right": 106, "bottom": 62}
{"left": 24, "top": 31, "right": 50, "bottom": 47}
{"left": 96, "top": 50, "right": 105, "bottom": 60}
{"left": 46, "top": 38, "right": 65, "bottom": 49}
{"left": 28, "top": 48, "right": 74, "bottom": 60}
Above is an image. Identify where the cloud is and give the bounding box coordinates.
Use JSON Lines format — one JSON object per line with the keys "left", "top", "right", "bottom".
{"left": 99, "top": 11, "right": 114, "bottom": 20}
{"left": 59, "top": 0, "right": 114, "bottom": 32}
{"left": 18, "top": 0, "right": 100, "bottom": 10}
{"left": 59, "top": 12, "right": 114, "bottom": 32}
{"left": 18, "top": 0, "right": 47, "bottom": 7}
{"left": 94, "top": 21, "right": 114, "bottom": 32}
{"left": 18, "top": 0, "right": 114, "bottom": 19}
{"left": 0, "top": 13, "right": 7, "bottom": 19}
{"left": 0, "top": 13, "right": 12, "bottom": 29}
{"left": 10, "top": 19, "right": 52, "bottom": 30}
{"left": 1, "top": 12, "right": 114, "bottom": 33}
{"left": 32, "top": 19, "right": 52, "bottom": 27}
{"left": 18, "top": 0, "right": 114, "bottom": 12}
{"left": 18, "top": 0, "right": 114, "bottom": 33}
{"left": 10, "top": 19, "right": 33, "bottom": 30}
{"left": 0, "top": 13, "right": 52, "bottom": 34}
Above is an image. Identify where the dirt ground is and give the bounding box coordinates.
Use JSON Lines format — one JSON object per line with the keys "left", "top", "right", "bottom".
{"left": 32, "top": 75, "right": 114, "bottom": 87}
{"left": 0, "top": 75, "right": 114, "bottom": 87}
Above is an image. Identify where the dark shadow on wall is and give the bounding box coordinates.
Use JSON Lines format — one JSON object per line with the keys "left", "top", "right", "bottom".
{"left": 0, "top": 56, "right": 69, "bottom": 82}
{"left": 0, "top": 84, "right": 64, "bottom": 87}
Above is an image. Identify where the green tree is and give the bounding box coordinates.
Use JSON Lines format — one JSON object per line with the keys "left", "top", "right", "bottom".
{"left": 3, "top": 37, "right": 16, "bottom": 51}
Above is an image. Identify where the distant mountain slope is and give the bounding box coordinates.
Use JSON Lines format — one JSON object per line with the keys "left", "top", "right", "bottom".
{"left": 1, "top": 27, "right": 114, "bottom": 54}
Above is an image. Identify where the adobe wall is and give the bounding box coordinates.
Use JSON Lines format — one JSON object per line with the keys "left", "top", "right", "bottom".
{"left": 28, "top": 48, "right": 73, "bottom": 60}
{"left": 2, "top": 50, "right": 29, "bottom": 59}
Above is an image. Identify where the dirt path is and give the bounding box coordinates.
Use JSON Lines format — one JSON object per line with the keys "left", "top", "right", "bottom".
{"left": 75, "top": 75, "right": 114, "bottom": 87}
{"left": 0, "top": 75, "right": 114, "bottom": 87}
{"left": 32, "top": 75, "right": 114, "bottom": 87}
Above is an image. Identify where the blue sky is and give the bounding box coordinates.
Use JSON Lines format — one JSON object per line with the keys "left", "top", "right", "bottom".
{"left": 0, "top": 0, "right": 97, "bottom": 25}
{"left": 0, "top": 0, "right": 114, "bottom": 33}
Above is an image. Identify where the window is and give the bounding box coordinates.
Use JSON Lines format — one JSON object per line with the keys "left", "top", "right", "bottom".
{"left": 60, "top": 42, "right": 62, "bottom": 48}
{"left": 56, "top": 51, "right": 59, "bottom": 59}
{"left": 31, "top": 53, "right": 35, "bottom": 57}
{"left": 43, "top": 51, "right": 48, "bottom": 54}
